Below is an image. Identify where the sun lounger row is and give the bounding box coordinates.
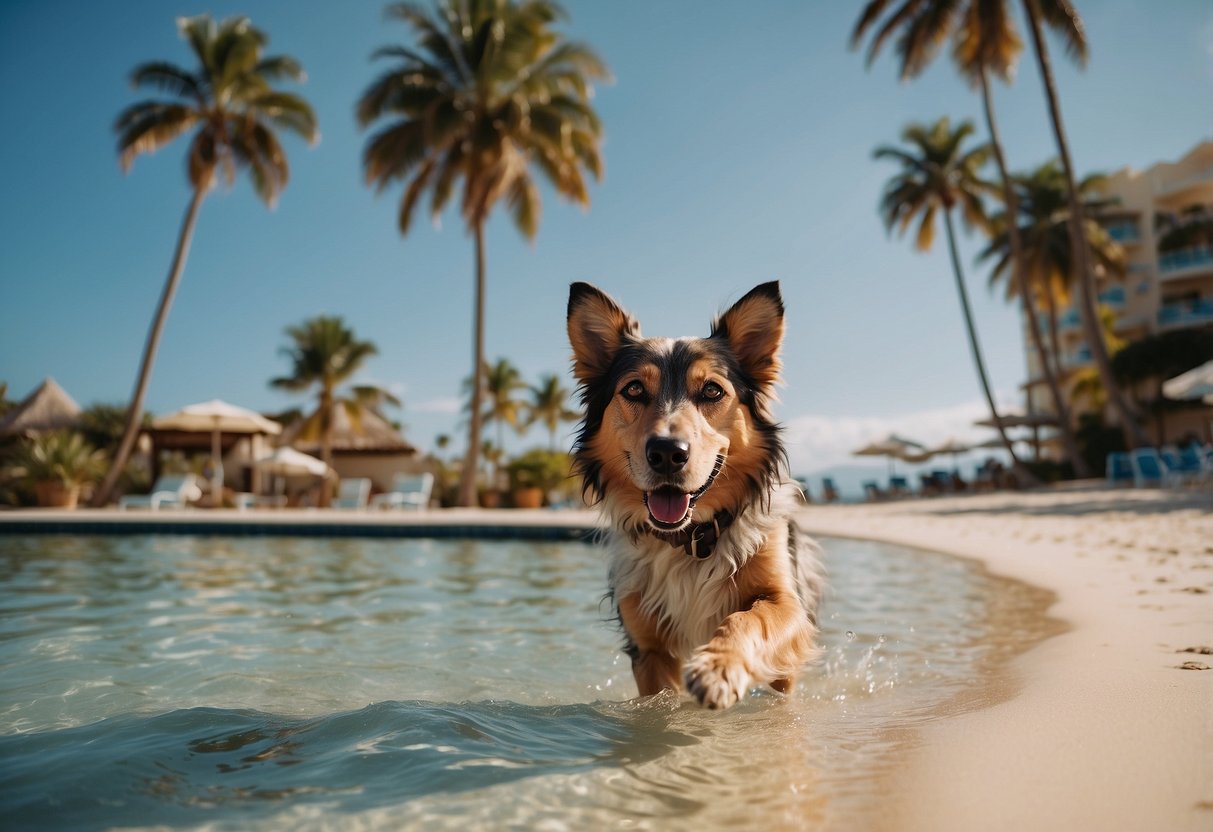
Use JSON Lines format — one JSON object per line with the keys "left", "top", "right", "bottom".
{"left": 118, "top": 472, "right": 433, "bottom": 510}
{"left": 1106, "top": 444, "right": 1212, "bottom": 488}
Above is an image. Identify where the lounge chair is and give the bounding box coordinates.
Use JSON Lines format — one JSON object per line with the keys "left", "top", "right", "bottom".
{"left": 118, "top": 474, "right": 202, "bottom": 510}
{"left": 862, "top": 481, "right": 885, "bottom": 501}
{"left": 332, "top": 478, "right": 371, "bottom": 510}
{"left": 1129, "top": 448, "right": 1171, "bottom": 488}
{"left": 821, "top": 478, "right": 839, "bottom": 503}
{"left": 1161, "top": 445, "right": 1204, "bottom": 487}
{"left": 888, "top": 475, "right": 910, "bottom": 497}
{"left": 370, "top": 472, "right": 434, "bottom": 511}
{"left": 1105, "top": 452, "right": 1134, "bottom": 487}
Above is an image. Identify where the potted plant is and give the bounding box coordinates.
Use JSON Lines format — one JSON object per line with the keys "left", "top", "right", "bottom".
{"left": 11, "top": 431, "right": 107, "bottom": 508}
{"left": 506, "top": 449, "right": 571, "bottom": 509}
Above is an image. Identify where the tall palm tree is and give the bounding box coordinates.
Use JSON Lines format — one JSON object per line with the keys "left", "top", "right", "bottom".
{"left": 852, "top": 0, "right": 1087, "bottom": 476}
{"left": 1019, "top": 0, "right": 1148, "bottom": 447}
{"left": 875, "top": 118, "right": 1032, "bottom": 478}
{"left": 270, "top": 317, "right": 384, "bottom": 500}
{"left": 92, "top": 15, "right": 318, "bottom": 506}
{"left": 527, "top": 372, "right": 579, "bottom": 449}
{"left": 357, "top": 0, "right": 609, "bottom": 506}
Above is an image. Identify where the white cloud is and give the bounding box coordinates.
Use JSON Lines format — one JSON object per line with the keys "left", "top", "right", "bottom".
{"left": 782, "top": 390, "right": 1022, "bottom": 474}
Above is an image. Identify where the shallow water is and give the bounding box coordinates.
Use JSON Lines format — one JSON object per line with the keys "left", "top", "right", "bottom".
{"left": 0, "top": 533, "right": 1057, "bottom": 830}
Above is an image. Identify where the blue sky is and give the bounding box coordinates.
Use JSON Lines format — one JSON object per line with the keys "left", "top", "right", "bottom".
{"left": 2, "top": 1, "right": 1211, "bottom": 479}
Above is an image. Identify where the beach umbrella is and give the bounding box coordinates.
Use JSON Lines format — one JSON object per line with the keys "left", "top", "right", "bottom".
{"left": 852, "top": 433, "right": 927, "bottom": 475}
{"left": 253, "top": 447, "right": 331, "bottom": 478}
{"left": 925, "top": 436, "right": 974, "bottom": 470}
{"left": 153, "top": 400, "right": 283, "bottom": 502}
{"left": 1162, "top": 359, "right": 1213, "bottom": 402}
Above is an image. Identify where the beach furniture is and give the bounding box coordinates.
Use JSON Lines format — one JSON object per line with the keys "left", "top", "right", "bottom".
{"left": 821, "top": 478, "right": 839, "bottom": 503}
{"left": 1105, "top": 452, "right": 1134, "bottom": 487}
{"left": 1161, "top": 445, "right": 1205, "bottom": 487}
{"left": 332, "top": 477, "right": 371, "bottom": 510}
{"left": 1129, "top": 448, "right": 1172, "bottom": 488}
{"left": 888, "top": 476, "right": 910, "bottom": 497}
{"left": 370, "top": 472, "right": 434, "bottom": 510}
{"left": 862, "top": 481, "right": 885, "bottom": 501}
{"left": 118, "top": 474, "right": 202, "bottom": 510}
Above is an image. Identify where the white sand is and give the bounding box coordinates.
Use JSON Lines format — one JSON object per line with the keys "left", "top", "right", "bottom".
{"left": 799, "top": 485, "right": 1213, "bottom": 832}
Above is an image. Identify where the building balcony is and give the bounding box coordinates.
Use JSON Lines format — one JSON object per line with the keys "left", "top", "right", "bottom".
{"left": 1154, "top": 166, "right": 1213, "bottom": 206}
{"left": 1060, "top": 346, "right": 1092, "bottom": 369}
{"left": 1158, "top": 298, "right": 1213, "bottom": 330}
{"left": 1104, "top": 221, "right": 1141, "bottom": 245}
{"left": 1158, "top": 245, "right": 1213, "bottom": 280}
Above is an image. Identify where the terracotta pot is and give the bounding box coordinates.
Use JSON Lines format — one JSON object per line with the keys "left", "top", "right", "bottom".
{"left": 512, "top": 487, "right": 544, "bottom": 509}
{"left": 479, "top": 490, "right": 501, "bottom": 508}
{"left": 35, "top": 481, "right": 80, "bottom": 509}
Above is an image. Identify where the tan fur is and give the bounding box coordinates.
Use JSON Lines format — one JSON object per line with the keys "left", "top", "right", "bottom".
{"left": 568, "top": 282, "right": 823, "bottom": 709}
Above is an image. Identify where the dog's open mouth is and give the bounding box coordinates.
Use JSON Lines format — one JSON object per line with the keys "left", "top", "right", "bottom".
{"left": 643, "top": 454, "right": 725, "bottom": 530}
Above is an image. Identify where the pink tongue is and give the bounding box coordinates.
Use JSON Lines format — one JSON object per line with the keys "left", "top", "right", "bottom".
{"left": 648, "top": 489, "right": 691, "bottom": 525}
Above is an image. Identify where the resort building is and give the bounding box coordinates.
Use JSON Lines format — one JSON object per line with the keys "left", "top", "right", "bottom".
{"left": 1023, "top": 140, "right": 1213, "bottom": 450}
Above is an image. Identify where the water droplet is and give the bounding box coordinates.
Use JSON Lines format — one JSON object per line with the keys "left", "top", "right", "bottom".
{"left": 845, "top": 630, "right": 856, "bottom": 641}
{"left": 878, "top": 634, "right": 887, "bottom": 644}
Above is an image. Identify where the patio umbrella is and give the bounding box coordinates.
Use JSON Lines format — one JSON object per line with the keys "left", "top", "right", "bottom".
{"left": 853, "top": 433, "right": 927, "bottom": 475}
{"left": 925, "top": 436, "right": 974, "bottom": 470}
{"left": 153, "top": 400, "right": 283, "bottom": 502}
{"left": 1162, "top": 359, "right": 1213, "bottom": 402}
{"left": 253, "top": 447, "right": 331, "bottom": 478}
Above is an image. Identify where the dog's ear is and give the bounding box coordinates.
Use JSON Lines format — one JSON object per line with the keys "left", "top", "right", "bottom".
{"left": 711, "top": 281, "right": 784, "bottom": 389}
{"left": 568, "top": 282, "right": 640, "bottom": 383}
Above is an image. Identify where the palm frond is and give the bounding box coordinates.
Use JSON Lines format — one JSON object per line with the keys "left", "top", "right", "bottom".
{"left": 129, "top": 62, "right": 204, "bottom": 102}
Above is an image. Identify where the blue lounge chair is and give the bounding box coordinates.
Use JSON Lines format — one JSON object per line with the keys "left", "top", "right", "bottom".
{"left": 1129, "top": 448, "right": 1171, "bottom": 488}
{"left": 821, "top": 478, "right": 839, "bottom": 503}
{"left": 1105, "top": 452, "right": 1134, "bottom": 487}
{"left": 370, "top": 472, "right": 434, "bottom": 510}
{"left": 888, "top": 476, "right": 910, "bottom": 497}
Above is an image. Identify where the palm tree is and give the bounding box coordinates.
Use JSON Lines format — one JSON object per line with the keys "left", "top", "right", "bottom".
{"left": 875, "top": 118, "right": 1033, "bottom": 479}
{"left": 852, "top": 0, "right": 1089, "bottom": 476}
{"left": 482, "top": 357, "right": 528, "bottom": 450}
{"left": 980, "top": 162, "right": 1124, "bottom": 384}
{"left": 1019, "top": 0, "right": 1149, "bottom": 447}
{"left": 357, "top": 0, "right": 608, "bottom": 507}
{"left": 527, "top": 373, "right": 579, "bottom": 449}
{"left": 92, "top": 15, "right": 318, "bottom": 506}
{"left": 270, "top": 317, "right": 384, "bottom": 501}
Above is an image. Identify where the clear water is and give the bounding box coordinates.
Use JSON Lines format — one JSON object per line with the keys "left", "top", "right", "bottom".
{"left": 0, "top": 533, "right": 1057, "bottom": 831}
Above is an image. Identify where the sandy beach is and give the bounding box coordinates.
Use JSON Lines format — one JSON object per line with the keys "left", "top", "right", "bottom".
{"left": 799, "top": 484, "right": 1213, "bottom": 832}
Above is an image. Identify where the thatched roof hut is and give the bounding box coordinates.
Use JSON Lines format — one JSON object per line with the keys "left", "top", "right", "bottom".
{"left": 0, "top": 378, "right": 82, "bottom": 437}
{"left": 278, "top": 405, "right": 417, "bottom": 455}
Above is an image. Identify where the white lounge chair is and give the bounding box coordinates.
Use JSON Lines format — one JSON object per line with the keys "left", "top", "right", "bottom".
{"left": 332, "top": 478, "right": 371, "bottom": 510}
{"left": 118, "top": 474, "right": 203, "bottom": 510}
{"left": 370, "top": 472, "right": 434, "bottom": 511}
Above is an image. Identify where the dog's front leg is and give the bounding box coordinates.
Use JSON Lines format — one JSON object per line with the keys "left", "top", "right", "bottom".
{"left": 684, "top": 589, "right": 814, "bottom": 709}
{"left": 618, "top": 592, "right": 681, "bottom": 697}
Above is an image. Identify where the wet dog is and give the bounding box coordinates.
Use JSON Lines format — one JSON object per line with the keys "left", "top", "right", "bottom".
{"left": 567, "top": 281, "right": 823, "bottom": 709}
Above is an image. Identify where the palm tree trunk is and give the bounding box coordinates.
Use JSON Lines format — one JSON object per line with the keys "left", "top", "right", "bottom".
{"left": 319, "top": 386, "right": 334, "bottom": 508}
{"left": 978, "top": 69, "right": 1089, "bottom": 478}
{"left": 458, "top": 221, "right": 487, "bottom": 507}
{"left": 942, "top": 209, "right": 1036, "bottom": 486}
{"left": 1022, "top": 0, "right": 1150, "bottom": 451}
{"left": 91, "top": 187, "right": 206, "bottom": 507}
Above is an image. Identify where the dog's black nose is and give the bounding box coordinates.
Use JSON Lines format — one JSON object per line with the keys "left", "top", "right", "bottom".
{"left": 646, "top": 437, "right": 690, "bottom": 476}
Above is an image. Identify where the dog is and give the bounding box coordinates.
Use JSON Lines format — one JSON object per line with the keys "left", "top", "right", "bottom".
{"left": 567, "top": 281, "right": 824, "bottom": 709}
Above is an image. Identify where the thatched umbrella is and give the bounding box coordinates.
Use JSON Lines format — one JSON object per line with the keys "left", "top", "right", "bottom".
{"left": 0, "top": 378, "right": 82, "bottom": 438}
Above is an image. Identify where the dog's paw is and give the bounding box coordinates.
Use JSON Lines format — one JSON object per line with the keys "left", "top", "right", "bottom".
{"left": 684, "top": 648, "right": 752, "bottom": 709}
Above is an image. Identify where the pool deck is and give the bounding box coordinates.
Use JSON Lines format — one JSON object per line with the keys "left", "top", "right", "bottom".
{"left": 0, "top": 507, "right": 605, "bottom": 541}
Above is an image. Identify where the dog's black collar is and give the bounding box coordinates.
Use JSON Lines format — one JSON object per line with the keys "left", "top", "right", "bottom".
{"left": 650, "top": 509, "right": 735, "bottom": 559}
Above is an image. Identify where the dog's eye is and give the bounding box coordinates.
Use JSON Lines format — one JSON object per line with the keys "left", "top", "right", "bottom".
{"left": 700, "top": 381, "right": 725, "bottom": 402}
{"left": 620, "top": 381, "right": 648, "bottom": 402}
